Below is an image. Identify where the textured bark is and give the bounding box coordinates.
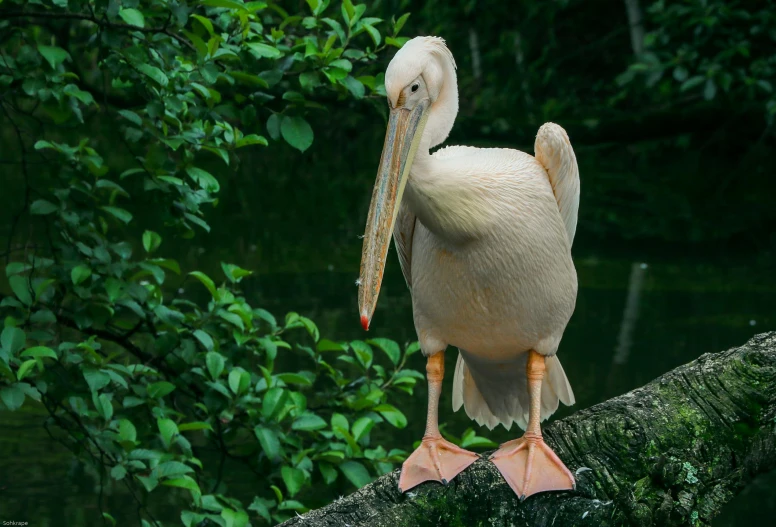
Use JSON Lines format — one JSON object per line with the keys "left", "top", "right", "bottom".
{"left": 280, "top": 332, "right": 776, "bottom": 527}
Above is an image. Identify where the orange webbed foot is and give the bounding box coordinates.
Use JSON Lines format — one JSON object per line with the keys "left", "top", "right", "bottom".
{"left": 398, "top": 436, "right": 479, "bottom": 492}
{"left": 489, "top": 433, "right": 575, "bottom": 500}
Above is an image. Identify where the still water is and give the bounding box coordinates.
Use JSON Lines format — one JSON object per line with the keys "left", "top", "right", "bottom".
{"left": 1, "top": 245, "right": 774, "bottom": 525}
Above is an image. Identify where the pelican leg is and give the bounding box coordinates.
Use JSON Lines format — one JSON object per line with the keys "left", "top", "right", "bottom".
{"left": 398, "top": 350, "right": 479, "bottom": 492}
{"left": 490, "top": 350, "right": 575, "bottom": 500}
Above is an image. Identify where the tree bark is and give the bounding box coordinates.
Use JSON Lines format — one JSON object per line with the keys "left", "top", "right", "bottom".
{"left": 280, "top": 332, "right": 776, "bottom": 527}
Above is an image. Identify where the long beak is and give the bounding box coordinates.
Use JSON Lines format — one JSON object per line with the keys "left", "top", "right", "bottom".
{"left": 358, "top": 100, "right": 430, "bottom": 330}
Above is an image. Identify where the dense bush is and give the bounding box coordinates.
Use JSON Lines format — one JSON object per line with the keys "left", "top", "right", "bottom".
{"left": 0, "top": 1, "right": 427, "bottom": 525}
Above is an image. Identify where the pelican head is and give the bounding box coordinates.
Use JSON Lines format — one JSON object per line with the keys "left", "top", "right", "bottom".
{"left": 358, "top": 37, "right": 458, "bottom": 330}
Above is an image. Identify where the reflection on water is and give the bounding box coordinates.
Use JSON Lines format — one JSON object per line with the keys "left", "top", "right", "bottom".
{"left": 1, "top": 251, "right": 774, "bottom": 525}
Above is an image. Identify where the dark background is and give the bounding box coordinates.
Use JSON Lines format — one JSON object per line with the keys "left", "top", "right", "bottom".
{"left": 2, "top": 0, "right": 775, "bottom": 525}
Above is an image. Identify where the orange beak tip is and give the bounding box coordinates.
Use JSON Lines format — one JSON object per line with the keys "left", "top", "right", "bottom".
{"left": 360, "top": 315, "right": 370, "bottom": 331}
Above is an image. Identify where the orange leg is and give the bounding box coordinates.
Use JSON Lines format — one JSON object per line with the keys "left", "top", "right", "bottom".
{"left": 398, "top": 351, "right": 479, "bottom": 492}
{"left": 490, "top": 350, "right": 575, "bottom": 500}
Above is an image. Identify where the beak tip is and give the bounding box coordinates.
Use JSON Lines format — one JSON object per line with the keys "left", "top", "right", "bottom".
{"left": 360, "top": 315, "right": 370, "bottom": 331}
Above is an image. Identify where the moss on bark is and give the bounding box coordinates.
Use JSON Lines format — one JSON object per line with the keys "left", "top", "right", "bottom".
{"left": 280, "top": 332, "right": 776, "bottom": 527}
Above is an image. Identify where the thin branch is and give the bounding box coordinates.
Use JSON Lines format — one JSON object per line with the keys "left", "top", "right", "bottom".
{"left": 1, "top": 10, "right": 196, "bottom": 52}
{"left": 55, "top": 314, "right": 202, "bottom": 399}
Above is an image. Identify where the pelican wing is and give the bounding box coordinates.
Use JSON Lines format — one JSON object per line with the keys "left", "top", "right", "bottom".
{"left": 392, "top": 201, "right": 416, "bottom": 291}
{"left": 534, "top": 123, "right": 580, "bottom": 246}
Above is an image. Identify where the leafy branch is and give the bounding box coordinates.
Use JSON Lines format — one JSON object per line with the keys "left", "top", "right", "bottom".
{"left": 0, "top": 10, "right": 197, "bottom": 52}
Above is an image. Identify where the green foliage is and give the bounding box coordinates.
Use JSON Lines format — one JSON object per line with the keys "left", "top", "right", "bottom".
{"left": 0, "top": 0, "right": 418, "bottom": 524}
{"left": 619, "top": 0, "right": 776, "bottom": 121}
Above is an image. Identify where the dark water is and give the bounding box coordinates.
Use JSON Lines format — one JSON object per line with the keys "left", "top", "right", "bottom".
{"left": 1, "top": 243, "right": 775, "bottom": 525}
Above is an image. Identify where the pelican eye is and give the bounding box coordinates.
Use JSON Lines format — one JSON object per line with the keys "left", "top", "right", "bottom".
{"left": 411, "top": 83, "right": 419, "bottom": 93}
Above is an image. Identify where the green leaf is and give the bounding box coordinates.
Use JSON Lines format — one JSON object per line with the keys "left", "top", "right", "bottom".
{"left": 405, "top": 342, "right": 421, "bottom": 356}
{"left": 201, "top": 0, "right": 249, "bottom": 11}
{"left": 680, "top": 76, "right": 705, "bottom": 92}
{"left": 246, "top": 43, "right": 283, "bottom": 59}
{"left": 178, "top": 421, "right": 213, "bottom": 432}
{"left": 147, "top": 381, "right": 176, "bottom": 398}
{"left": 142, "top": 231, "right": 162, "bottom": 253}
{"left": 101, "top": 206, "right": 133, "bottom": 224}
{"left": 206, "top": 352, "right": 225, "bottom": 380}
{"left": 221, "top": 262, "right": 253, "bottom": 283}
{"left": 119, "top": 419, "right": 137, "bottom": 443}
{"left": 221, "top": 508, "right": 249, "bottom": 527}
{"left": 83, "top": 368, "right": 111, "bottom": 392}
{"left": 331, "top": 412, "right": 349, "bottom": 433}
{"left": 1, "top": 327, "right": 26, "bottom": 354}
{"left": 0, "top": 384, "right": 25, "bottom": 411}
{"left": 20, "top": 346, "right": 57, "bottom": 360}
{"left": 137, "top": 474, "right": 159, "bottom": 492}
{"left": 157, "top": 418, "right": 178, "bottom": 449}
{"left": 367, "top": 338, "right": 400, "bottom": 365}
{"left": 30, "top": 199, "right": 58, "bottom": 215}
{"left": 393, "top": 13, "right": 410, "bottom": 34}
{"left": 162, "top": 476, "right": 201, "bottom": 501}
{"left": 16, "top": 360, "right": 36, "bottom": 381}
{"left": 277, "top": 500, "right": 306, "bottom": 511}
{"left": 110, "top": 465, "right": 127, "bottom": 481}
{"left": 9, "top": 276, "right": 32, "bottom": 306}
{"left": 150, "top": 258, "right": 180, "bottom": 274}
{"left": 350, "top": 340, "right": 373, "bottom": 369}
{"left": 218, "top": 310, "right": 244, "bottom": 330}
{"left": 275, "top": 372, "right": 313, "bottom": 386}
{"left": 189, "top": 271, "right": 218, "bottom": 298}
{"left": 262, "top": 387, "right": 287, "bottom": 419}
{"left": 228, "top": 368, "right": 250, "bottom": 395}
{"left": 362, "top": 24, "right": 381, "bottom": 46}
{"left": 249, "top": 497, "right": 272, "bottom": 522}
{"left": 37, "top": 45, "right": 70, "bottom": 69}
{"left": 95, "top": 393, "right": 114, "bottom": 420}
{"left": 190, "top": 14, "right": 215, "bottom": 36}
{"left": 291, "top": 413, "right": 327, "bottom": 431}
{"left": 703, "top": 79, "right": 717, "bottom": 101}
{"left": 459, "top": 428, "right": 499, "bottom": 449}
{"left": 351, "top": 416, "right": 375, "bottom": 441}
{"left": 119, "top": 8, "right": 145, "bottom": 27}
{"left": 281, "top": 466, "right": 305, "bottom": 497}
{"left": 71, "top": 265, "right": 92, "bottom": 285}
{"left": 254, "top": 425, "right": 281, "bottom": 461}
{"left": 319, "top": 462, "right": 338, "bottom": 484}
{"left": 280, "top": 116, "right": 314, "bottom": 152}
{"left": 193, "top": 330, "right": 214, "bottom": 351}
{"left": 386, "top": 36, "right": 410, "bottom": 48}
{"left": 342, "top": 76, "right": 365, "bottom": 99}
{"left": 317, "top": 339, "right": 345, "bottom": 352}
{"left": 339, "top": 460, "right": 371, "bottom": 488}
{"left": 236, "top": 134, "right": 268, "bottom": 148}
{"left": 154, "top": 461, "right": 195, "bottom": 479}
{"left": 137, "top": 64, "right": 168, "bottom": 87}
{"left": 185, "top": 167, "right": 220, "bottom": 193}
{"left": 118, "top": 110, "right": 142, "bottom": 126}
{"left": 373, "top": 404, "right": 407, "bottom": 428}
{"left": 6, "top": 262, "right": 31, "bottom": 276}
{"left": 266, "top": 114, "right": 281, "bottom": 140}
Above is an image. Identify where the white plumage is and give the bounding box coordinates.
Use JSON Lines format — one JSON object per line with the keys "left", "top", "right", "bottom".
{"left": 388, "top": 38, "right": 579, "bottom": 432}
{"left": 360, "top": 36, "right": 581, "bottom": 495}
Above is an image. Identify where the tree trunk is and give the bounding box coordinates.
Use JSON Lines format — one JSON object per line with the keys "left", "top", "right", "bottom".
{"left": 623, "top": 0, "right": 646, "bottom": 57}
{"left": 279, "top": 332, "right": 776, "bottom": 527}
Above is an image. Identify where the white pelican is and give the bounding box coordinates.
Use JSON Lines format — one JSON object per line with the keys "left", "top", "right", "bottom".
{"left": 358, "top": 36, "right": 579, "bottom": 499}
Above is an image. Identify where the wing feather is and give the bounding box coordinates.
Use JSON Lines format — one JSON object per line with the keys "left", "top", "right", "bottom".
{"left": 534, "top": 122, "right": 580, "bottom": 246}
{"left": 392, "top": 201, "right": 416, "bottom": 291}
